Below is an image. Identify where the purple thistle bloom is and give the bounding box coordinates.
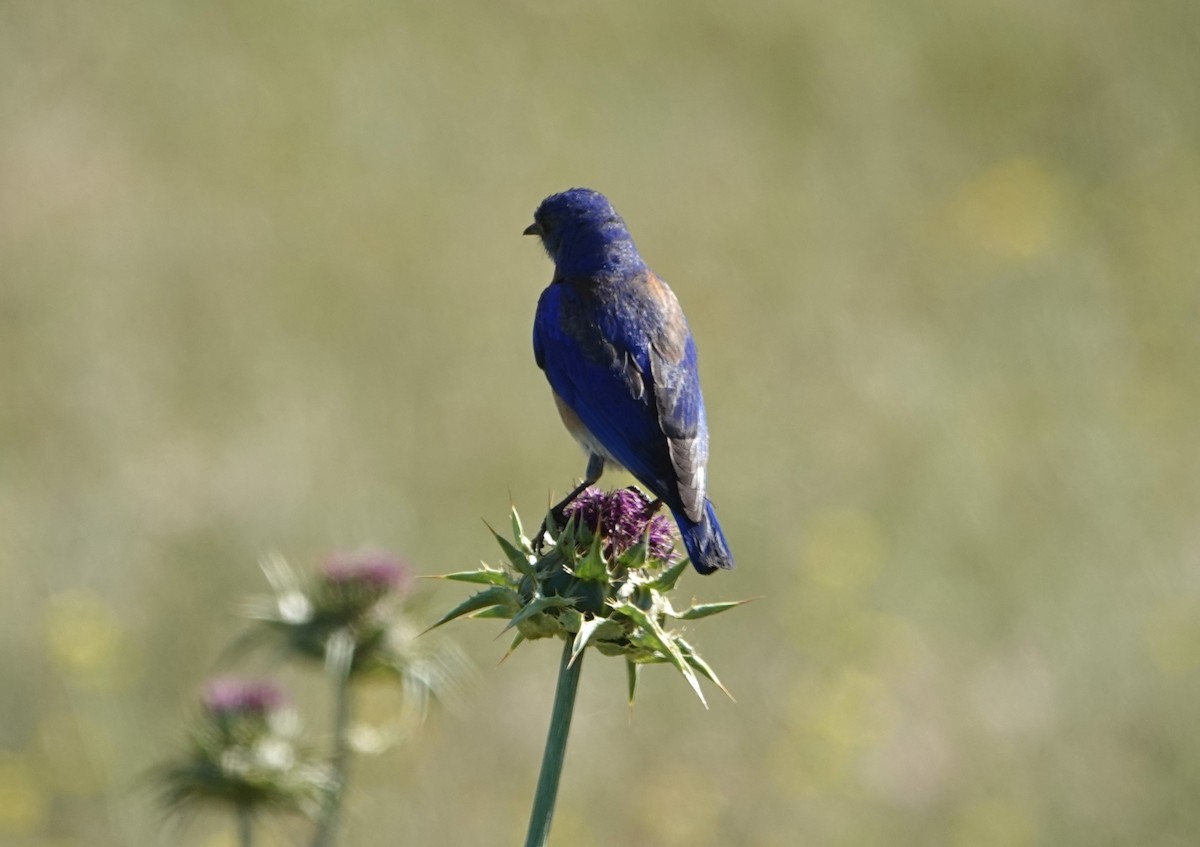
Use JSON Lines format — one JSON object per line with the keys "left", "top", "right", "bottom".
{"left": 646, "top": 514, "right": 675, "bottom": 562}
{"left": 321, "top": 550, "right": 413, "bottom": 594}
{"left": 561, "top": 487, "right": 606, "bottom": 536}
{"left": 201, "top": 677, "right": 287, "bottom": 717}
{"left": 564, "top": 487, "right": 676, "bottom": 562}
{"left": 312, "top": 549, "right": 414, "bottom": 627}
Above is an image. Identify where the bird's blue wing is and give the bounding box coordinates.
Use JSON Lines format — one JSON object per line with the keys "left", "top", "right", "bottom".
{"left": 639, "top": 273, "right": 708, "bottom": 521}
{"left": 534, "top": 273, "right": 708, "bottom": 519}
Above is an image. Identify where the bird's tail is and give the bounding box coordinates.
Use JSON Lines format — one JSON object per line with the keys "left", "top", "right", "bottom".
{"left": 673, "top": 500, "right": 734, "bottom": 575}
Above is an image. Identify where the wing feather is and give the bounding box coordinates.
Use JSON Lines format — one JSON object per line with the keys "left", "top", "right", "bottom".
{"left": 534, "top": 272, "right": 709, "bottom": 516}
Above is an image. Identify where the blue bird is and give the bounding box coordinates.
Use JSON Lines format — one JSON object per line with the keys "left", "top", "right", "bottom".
{"left": 526, "top": 188, "right": 734, "bottom": 574}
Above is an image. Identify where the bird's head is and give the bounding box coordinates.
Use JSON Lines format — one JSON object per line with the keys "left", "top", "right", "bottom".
{"left": 524, "top": 188, "right": 645, "bottom": 277}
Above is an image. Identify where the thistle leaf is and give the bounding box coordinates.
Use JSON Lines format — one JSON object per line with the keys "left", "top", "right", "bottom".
{"left": 532, "top": 547, "right": 567, "bottom": 574}
{"left": 570, "top": 615, "right": 604, "bottom": 666}
{"left": 678, "top": 638, "right": 734, "bottom": 701}
{"left": 490, "top": 526, "right": 536, "bottom": 579}
{"left": 472, "top": 605, "right": 514, "bottom": 619}
{"left": 648, "top": 559, "right": 689, "bottom": 592}
{"left": 626, "top": 659, "right": 639, "bottom": 707}
{"left": 435, "top": 568, "right": 511, "bottom": 586}
{"left": 554, "top": 512, "right": 579, "bottom": 559}
{"left": 619, "top": 532, "right": 650, "bottom": 570}
{"left": 424, "top": 586, "right": 517, "bottom": 632}
{"left": 499, "top": 631, "right": 526, "bottom": 663}
{"left": 510, "top": 506, "right": 529, "bottom": 552}
{"left": 574, "top": 524, "right": 608, "bottom": 582}
{"left": 501, "top": 594, "right": 576, "bottom": 634}
{"left": 589, "top": 618, "right": 627, "bottom": 643}
{"left": 559, "top": 606, "right": 584, "bottom": 633}
{"left": 616, "top": 601, "right": 707, "bottom": 707}
{"left": 670, "top": 599, "right": 753, "bottom": 620}
{"left": 542, "top": 508, "right": 560, "bottom": 545}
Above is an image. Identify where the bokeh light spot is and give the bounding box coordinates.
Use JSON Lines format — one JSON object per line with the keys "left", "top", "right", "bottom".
{"left": 42, "top": 590, "right": 131, "bottom": 689}
{"left": 951, "top": 158, "right": 1063, "bottom": 260}
{"left": 776, "top": 668, "right": 897, "bottom": 795}
{"left": 801, "top": 509, "right": 887, "bottom": 593}
{"left": 0, "top": 753, "right": 47, "bottom": 835}
{"left": 951, "top": 798, "right": 1037, "bottom": 847}
{"left": 1145, "top": 601, "right": 1200, "bottom": 676}
{"left": 37, "top": 711, "right": 111, "bottom": 795}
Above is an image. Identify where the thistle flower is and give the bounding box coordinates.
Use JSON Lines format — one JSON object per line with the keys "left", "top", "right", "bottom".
{"left": 317, "top": 551, "right": 414, "bottom": 623}
{"left": 159, "top": 678, "right": 330, "bottom": 818}
{"left": 241, "top": 550, "right": 465, "bottom": 718}
{"left": 563, "top": 487, "right": 676, "bottom": 563}
{"left": 432, "top": 487, "right": 745, "bottom": 706}
{"left": 232, "top": 552, "right": 467, "bottom": 847}
{"left": 202, "top": 677, "right": 288, "bottom": 718}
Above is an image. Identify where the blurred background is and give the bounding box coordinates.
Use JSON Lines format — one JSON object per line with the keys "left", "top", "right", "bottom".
{"left": 3, "top": 0, "right": 1199, "bottom": 844}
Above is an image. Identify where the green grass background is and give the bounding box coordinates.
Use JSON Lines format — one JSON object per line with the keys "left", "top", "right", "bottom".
{"left": 3, "top": 0, "right": 1199, "bottom": 844}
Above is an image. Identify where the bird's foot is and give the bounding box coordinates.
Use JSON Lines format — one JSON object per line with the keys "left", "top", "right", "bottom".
{"left": 533, "top": 479, "right": 595, "bottom": 553}
{"left": 533, "top": 509, "right": 564, "bottom": 554}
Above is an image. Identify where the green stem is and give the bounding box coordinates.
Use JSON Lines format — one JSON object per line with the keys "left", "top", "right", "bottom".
{"left": 312, "top": 643, "right": 356, "bottom": 847}
{"left": 524, "top": 639, "right": 585, "bottom": 847}
{"left": 237, "top": 805, "right": 254, "bottom": 847}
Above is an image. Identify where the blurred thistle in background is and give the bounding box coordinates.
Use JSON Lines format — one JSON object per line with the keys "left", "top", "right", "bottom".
{"left": 159, "top": 550, "right": 466, "bottom": 845}
{"left": 3, "top": 0, "right": 1200, "bottom": 844}
{"left": 159, "top": 678, "right": 330, "bottom": 841}
{"left": 248, "top": 550, "right": 465, "bottom": 724}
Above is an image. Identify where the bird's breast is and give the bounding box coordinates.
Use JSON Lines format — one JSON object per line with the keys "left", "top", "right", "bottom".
{"left": 552, "top": 390, "right": 623, "bottom": 469}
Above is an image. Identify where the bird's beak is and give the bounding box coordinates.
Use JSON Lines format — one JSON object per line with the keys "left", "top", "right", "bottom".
{"left": 523, "top": 222, "right": 541, "bottom": 237}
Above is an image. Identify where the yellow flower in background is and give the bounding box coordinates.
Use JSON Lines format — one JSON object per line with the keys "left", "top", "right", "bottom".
{"left": 801, "top": 508, "right": 887, "bottom": 594}
{"left": 813, "top": 668, "right": 895, "bottom": 750}
{"left": 43, "top": 590, "right": 131, "bottom": 690}
{"left": 952, "top": 798, "right": 1038, "bottom": 847}
{"left": 1145, "top": 600, "right": 1200, "bottom": 676}
{"left": 0, "top": 752, "right": 47, "bottom": 835}
{"left": 951, "top": 158, "right": 1065, "bottom": 260}
{"left": 775, "top": 667, "right": 897, "bottom": 795}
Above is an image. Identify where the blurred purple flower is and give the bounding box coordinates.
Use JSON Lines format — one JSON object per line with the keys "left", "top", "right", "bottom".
{"left": 162, "top": 677, "right": 329, "bottom": 818}
{"left": 321, "top": 550, "right": 413, "bottom": 593}
{"left": 201, "top": 677, "right": 288, "bottom": 717}
{"left": 564, "top": 487, "right": 675, "bottom": 562}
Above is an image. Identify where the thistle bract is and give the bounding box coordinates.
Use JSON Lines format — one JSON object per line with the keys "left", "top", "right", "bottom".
{"left": 200, "top": 677, "right": 289, "bottom": 744}
{"left": 160, "top": 678, "right": 330, "bottom": 816}
{"left": 245, "top": 551, "right": 467, "bottom": 722}
{"left": 318, "top": 551, "right": 414, "bottom": 622}
{"left": 432, "top": 487, "right": 746, "bottom": 706}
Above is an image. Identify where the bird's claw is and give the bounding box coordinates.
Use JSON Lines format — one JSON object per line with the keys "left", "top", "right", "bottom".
{"left": 534, "top": 479, "right": 595, "bottom": 554}
{"left": 533, "top": 507, "right": 566, "bottom": 554}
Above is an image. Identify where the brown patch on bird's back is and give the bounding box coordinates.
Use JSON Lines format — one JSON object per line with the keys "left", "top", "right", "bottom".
{"left": 644, "top": 272, "right": 688, "bottom": 363}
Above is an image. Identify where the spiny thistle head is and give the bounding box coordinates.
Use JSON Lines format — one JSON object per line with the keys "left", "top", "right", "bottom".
{"left": 563, "top": 487, "right": 676, "bottom": 563}
{"left": 159, "top": 678, "right": 330, "bottom": 817}
{"left": 244, "top": 551, "right": 468, "bottom": 720}
{"left": 316, "top": 550, "right": 414, "bottom": 623}
{"left": 431, "top": 487, "right": 747, "bottom": 706}
{"left": 201, "top": 677, "right": 288, "bottom": 737}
